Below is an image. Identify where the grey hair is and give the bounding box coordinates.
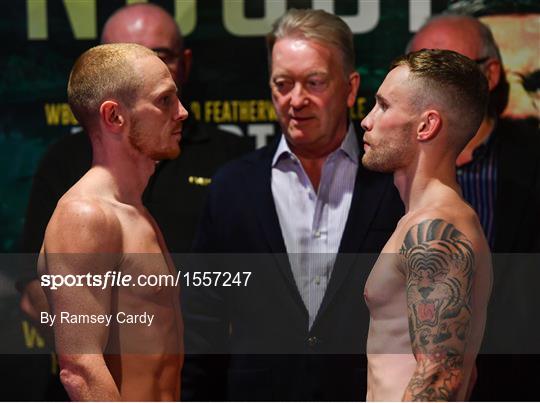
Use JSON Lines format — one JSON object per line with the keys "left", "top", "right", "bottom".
{"left": 266, "top": 8, "right": 355, "bottom": 74}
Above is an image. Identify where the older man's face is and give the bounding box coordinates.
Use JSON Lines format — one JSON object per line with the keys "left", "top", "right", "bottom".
{"left": 269, "top": 37, "right": 359, "bottom": 157}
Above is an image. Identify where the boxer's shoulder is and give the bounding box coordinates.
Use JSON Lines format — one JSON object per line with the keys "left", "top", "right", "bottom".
{"left": 44, "top": 195, "right": 123, "bottom": 255}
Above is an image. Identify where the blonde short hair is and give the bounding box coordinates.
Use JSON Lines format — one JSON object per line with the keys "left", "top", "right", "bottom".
{"left": 67, "top": 43, "right": 155, "bottom": 130}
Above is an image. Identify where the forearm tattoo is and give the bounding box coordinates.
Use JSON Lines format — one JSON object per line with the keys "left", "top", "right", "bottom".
{"left": 400, "top": 219, "right": 474, "bottom": 401}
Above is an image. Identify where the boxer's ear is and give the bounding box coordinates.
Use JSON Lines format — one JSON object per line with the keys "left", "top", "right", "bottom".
{"left": 100, "top": 101, "right": 124, "bottom": 133}
{"left": 416, "top": 110, "right": 441, "bottom": 142}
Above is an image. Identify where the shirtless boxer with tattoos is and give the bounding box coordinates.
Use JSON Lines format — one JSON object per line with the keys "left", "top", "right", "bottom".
{"left": 361, "top": 49, "right": 492, "bottom": 401}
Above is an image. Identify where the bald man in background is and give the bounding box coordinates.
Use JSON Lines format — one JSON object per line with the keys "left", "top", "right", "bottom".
{"left": 408, "top": 15, "right": 540, "bottom": 253}
{"left": 408, "top": 13, "right": 540, "bottom": 401}
{"left": 21, "top": 3, "right": 252, "bottom": 257}
{"left": 20, "top": 3, "right": 252, "bottom": 317}
{"left": 101, "top": 3, "right": 192, "bottom": 95}
{"left": 17, "top": 3, "right": 251, "bottom": 400}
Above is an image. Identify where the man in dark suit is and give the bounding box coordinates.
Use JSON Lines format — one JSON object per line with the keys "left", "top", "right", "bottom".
{"left": 408, "top": 14, "right": 540, "bottom": 401}
{"left": 181, "top": 9, "right": 403, "bottom": 401}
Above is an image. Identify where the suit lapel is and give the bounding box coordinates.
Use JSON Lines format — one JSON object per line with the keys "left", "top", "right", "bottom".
{"left": 314, "top": 163, "right": 395, "bottom": 327}
{"left": 250, "top": 139, "right": 308, "bottom": 313}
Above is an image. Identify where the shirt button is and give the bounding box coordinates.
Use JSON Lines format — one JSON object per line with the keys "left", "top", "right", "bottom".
{"left": 315, "top": 275, "right": 321, "bottom": 285}
{"left": 307, "top": 336, "right": 320, "bottom": 348}
{"left": 314, "top": 230, "right": 321, "bottom": 238}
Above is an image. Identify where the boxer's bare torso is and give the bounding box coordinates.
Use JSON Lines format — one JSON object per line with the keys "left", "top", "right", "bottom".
{"left": 38, "top": 167, "right": 183, "bottom": 401}
{"left": 365, "top": 187, "right": 491, "bottom": 401}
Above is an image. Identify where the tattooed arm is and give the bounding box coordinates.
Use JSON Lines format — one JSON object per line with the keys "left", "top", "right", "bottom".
{"left": 400, "top": 218, "right": 475, "bottom": 401}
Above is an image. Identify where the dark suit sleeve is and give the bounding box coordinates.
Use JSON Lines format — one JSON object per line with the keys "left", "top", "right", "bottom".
{"left": 19, "top": 133, "right": 91, "bottom": 253}
{"left": 20, "top": 166, "right": 64, "bottom": 254}
{"left": 181, "top": 180, "right": 230, "bottom": 401}
{"left": 16, "top": 150, "right": 67, "bottom": 289}
{"left": 533, "top": 152, "right": 540, "bottom": 252}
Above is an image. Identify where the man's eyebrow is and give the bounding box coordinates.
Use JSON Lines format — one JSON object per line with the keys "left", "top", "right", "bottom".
{"left": 153, "top": 85, "right": 177, "bottom": 98}
{"left": 375, "top": 94, "right": 389, "bottom": 104}
{"left": 271, "top": 70, "right": 328, "bottom": 79}
{"left": 306, "top": 70, "right": 328, "bottom": 76}
{"left": 164, "top": 83, "right": 178, "bottom": 93}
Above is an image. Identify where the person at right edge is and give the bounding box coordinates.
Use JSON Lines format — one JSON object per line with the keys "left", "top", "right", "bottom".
{"left": 408, "top": 13, "right": 540, "bottom": 401}
{"left": 181, "top": 8, "right": 403, "bottom": 401}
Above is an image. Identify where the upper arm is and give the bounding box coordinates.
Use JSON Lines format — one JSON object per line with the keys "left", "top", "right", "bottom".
{"left": 41, "top": 200, "right": 122, "bottom": 354}
{"left": 400, "top": 218, "right": 475, "bottom": 399}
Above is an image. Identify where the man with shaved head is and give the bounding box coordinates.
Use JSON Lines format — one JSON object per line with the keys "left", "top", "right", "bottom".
{"left": 39, "top": 43, "right": 187, "bottom": 401}
{"left": 409, "top": 14, "right": 540, "bottom": 400}
{"left": 101, "top": 3, "right": 191, "bottom": 90}
{"left": 408, "top": 15, "right": 508, "bottom": 169}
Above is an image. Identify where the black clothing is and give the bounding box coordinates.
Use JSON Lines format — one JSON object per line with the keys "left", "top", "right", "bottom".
{"left": 472, "top": 118, "right": 540, "bottom": 402}
{"left": 182, "top": 132, "right": 404, "bottom": 400}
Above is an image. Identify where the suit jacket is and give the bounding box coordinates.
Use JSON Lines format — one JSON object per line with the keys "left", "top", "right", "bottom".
{"left": 473, "top": 118, "right": 540, "bottom": 402}
{"left": 492, "top": 118, "right": 540, "bottom": 253}
{"left": 182, "top": 131, "right": 404, "bottom": 401}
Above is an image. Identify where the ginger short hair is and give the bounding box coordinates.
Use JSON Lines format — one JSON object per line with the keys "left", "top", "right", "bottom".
{"left": 392, "top": 49, "right": 489, "bottom": 152}
{"left": 266, "top": 8, "right": 355, "bottom": 75}
{"left": 67, "top": 43, "right": 155, "bottom": 131}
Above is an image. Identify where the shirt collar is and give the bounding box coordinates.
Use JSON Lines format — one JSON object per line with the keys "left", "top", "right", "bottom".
{"left": 272, "top": 123, "right": 359, "bottom": 167}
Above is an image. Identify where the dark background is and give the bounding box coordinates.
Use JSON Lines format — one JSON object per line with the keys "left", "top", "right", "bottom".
{"left": 0, "top": 0, "right": 449, "bottom": 252}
